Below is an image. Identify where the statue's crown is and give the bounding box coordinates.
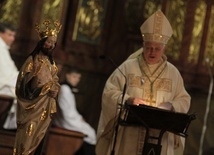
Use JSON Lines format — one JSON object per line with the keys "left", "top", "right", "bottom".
{"left": 35, "top": 20, "right": 62, "bottom": 39}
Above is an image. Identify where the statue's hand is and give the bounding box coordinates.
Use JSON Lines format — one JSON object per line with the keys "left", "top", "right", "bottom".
{"left": 49, "top": 89, "right": 58, "bottom": 98}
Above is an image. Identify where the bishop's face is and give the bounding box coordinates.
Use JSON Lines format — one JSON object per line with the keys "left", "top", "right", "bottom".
{"left": 143, "top": 41, "right": 166, "bottom": 64}
{"left": 42, "top": 36, "right": 57, "bottom": 56}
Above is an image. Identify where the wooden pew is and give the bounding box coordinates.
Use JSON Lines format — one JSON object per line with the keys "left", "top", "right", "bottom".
{"left": 44, "top": 127, "right": 86, "bottom": 155}
{"left": 0, "top": 127, "right": 85, "bottom": 155}
{"left": 0, "top": 95, "right": 15, "bottom": 155}
{"left": 0, "top": 95, "right": 14, "bottom": 129}
{"left": 0, "top": 130, "right": 15, "bottom": 155}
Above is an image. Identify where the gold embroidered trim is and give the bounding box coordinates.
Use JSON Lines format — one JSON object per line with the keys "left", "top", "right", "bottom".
{"left": 26, "top": 123, "right": 34, "bottom": 136}
{"left": 40, "top": 110, "right": 47, "bottom": 120}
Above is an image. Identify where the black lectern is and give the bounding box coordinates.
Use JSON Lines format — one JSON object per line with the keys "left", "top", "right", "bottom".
{"left": 119, "top": 104, "right": 196, "bottom": 155}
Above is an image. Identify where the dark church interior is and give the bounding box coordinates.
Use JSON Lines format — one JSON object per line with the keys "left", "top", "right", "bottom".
{"left": 0, "top": 0, "right": 214, "bottom": 154}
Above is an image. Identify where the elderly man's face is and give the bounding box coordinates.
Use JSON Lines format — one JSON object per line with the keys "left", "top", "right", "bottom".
{"left": 143, "top": 41, "right": 166, "bottom": 64}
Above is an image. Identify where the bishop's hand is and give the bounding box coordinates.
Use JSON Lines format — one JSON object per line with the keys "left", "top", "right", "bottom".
{"left": 126, "top": 97, "right": 149, "bottom": 106}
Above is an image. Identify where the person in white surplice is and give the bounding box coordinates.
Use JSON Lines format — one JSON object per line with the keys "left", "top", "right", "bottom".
{"left": 0, "top": 22, "right": 18, "bottom": 129}
{"left": 96, "top": 10, "right": 191, "bottom": 155}
{"left": 53, "top": 67, "right": 96, "bottom": 155}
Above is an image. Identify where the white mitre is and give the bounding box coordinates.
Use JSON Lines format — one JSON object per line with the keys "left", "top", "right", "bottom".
{"left": 140, "top": 10, "right": 173, "bottom": 44}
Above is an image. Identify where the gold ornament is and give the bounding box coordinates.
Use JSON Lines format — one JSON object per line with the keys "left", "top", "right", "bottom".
{"left": 35, "top": 19, "right": 62, "bottom": 39}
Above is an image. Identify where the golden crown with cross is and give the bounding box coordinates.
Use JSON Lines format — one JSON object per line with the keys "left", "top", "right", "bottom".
{"left": 35, "top": 20, "right": 62, "bottom": 39}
